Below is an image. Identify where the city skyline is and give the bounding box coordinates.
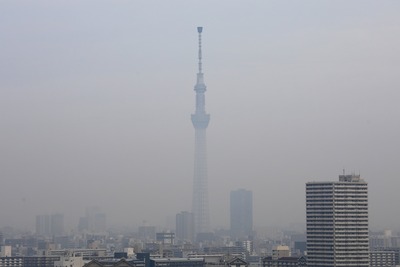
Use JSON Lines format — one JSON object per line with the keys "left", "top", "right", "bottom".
{"left": 0, "top": 1, "right": 400, "bottom": 231}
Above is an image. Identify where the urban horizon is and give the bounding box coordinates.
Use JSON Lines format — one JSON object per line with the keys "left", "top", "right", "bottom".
{"left": 1, "top": 0, "right": 400, "bottom": 240}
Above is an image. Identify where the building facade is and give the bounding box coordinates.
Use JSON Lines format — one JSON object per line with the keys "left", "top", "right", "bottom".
{"left": 262, "top": 256, "right": 307, "bottom": 267}
{"left": 230, "top": 189, "right": 253, "bottom": 240}
{"left": 370, "top": 250, "right": 396, "bottom": 267}
{"left": 0, "top": 256, "right": 59, "bottom": 267}
{"left": 50, "top": 213, "right": 64, "bottom": 236}
{"left": 306, "top": 174, "right": 369, "bottom": 267}
{"left": 176, "top": 211, "right": 195, "bottom": 243}
{"left": 36, "top": 214, "right": 50, "bottom": 236}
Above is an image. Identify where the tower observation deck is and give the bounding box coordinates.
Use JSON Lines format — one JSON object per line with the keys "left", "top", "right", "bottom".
{"left": 191, "top": 26, "right": 210, "bottom": 234}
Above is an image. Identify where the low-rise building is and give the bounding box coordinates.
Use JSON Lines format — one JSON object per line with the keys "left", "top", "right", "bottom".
{"left": 262, "top": 256, "right": 307, "bottom": 267}
{"left": 370, "top": 250, "right": 396, "bottom": 267}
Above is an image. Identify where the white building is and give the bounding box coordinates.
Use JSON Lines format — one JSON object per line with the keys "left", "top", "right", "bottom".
{"left": 0, "top": 246, "right": 11, "bottom": 257}
{"left": 272, "top": 245, "right": 290, "bottom": 260}
{"left": 54, "top": 252, "right": 84, "bottom": 267}
{"left": 306, "top": 174, "right": 369, "bottom": 267}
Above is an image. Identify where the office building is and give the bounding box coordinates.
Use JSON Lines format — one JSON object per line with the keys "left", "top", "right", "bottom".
{"left": 306, "top": 174, "right": 369, "bottom": 267}
{"left": 50, "top": 213, "right": 64, "bottom": 236}
{"left": 79, "top": 207, "right": 107, "bottom": 233}
{"left": 176, "top": 211, "right": 195, "bottom": 242}
{"left": 36, "top": 214, "right": 50, "bottom": 236}
{"left": 93, "top": 213, "right": 106, "bottom": 232}
{"left": 230, "top": 189, "right": 253, "bottom": 240}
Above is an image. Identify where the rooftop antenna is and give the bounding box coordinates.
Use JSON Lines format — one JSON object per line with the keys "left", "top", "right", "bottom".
{"left": 197, "top": 27, "right": 203, "bottom": 74}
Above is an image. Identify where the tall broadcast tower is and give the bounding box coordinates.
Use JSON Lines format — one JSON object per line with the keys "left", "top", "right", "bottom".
{"left": 191, "top": 26, "right": 210, "bottom": 234}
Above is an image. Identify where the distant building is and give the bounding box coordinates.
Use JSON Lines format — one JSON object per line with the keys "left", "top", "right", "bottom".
{"left": 306, "top": 174, "right": 369, "bottom": 267}
{"left": 225, "top": 257, "right": 249, "bottom": 267}
{"left": 150, "top": 258, "right": 204, "bottom": 267}
{"left": 203, "top": 246, "right": 247, "bottom": 256}
{"left": 370, "top": 230, "right": 398, "bottom": 249}
{"left": 0, "top": 257, "right": 23, "bottom": 267}
{"left": 50, "top": 213, "right": 64, "bottom": 236}
{"left": 94, "top": 213, "right": 106, "bottom": 232}
{"left": 196, "top": 232, "right": 215, "bottom": 243}
{"left": 44, "top": 248, "right": 107, "bottom": 258}
{"left": 54, "top": 252, "right": 84, "bottom": 267}
{"left": 138, "top": 226, "right": 156, "bottom": 242}
{"left": 176, "top": 211, "right": 195, "bottom": 243}
{"left": 0, "top": 256, "right": 60, "bottom": 267}
{"left": 370, "top": 250, "right": 396, "bottom": 267}
{"left": 36, "top": 214, "right": 50, "bottom": 236}
{"left": 0, "top": 246, "right": 11, "bottom": 257}
{"left": 272, "top": 245, "right": 290, "bottom": 259}
{"left": 156, "top": 233, "right": 174, "bottom": 245}
{"left": 290, "top": 234, "right": 306, "bottom": 256}
{"left": 238, "top": 240, "right": 253, "bottom": 255}
{"left": 262, "top": 256, "right": 307, "bottom": 267}
{"left": 84, "top": 258, "right": 145, "bottom": 267}
{"left": 187, "top": 255, "right": 250, "bottom": 267}
{"left": 230, "top": 189, "right": 253, "bottom": 240}
{"left": 79, "top": 207, "right": 107, "bottom": 233}
{"left": 371, "top": 247, "right": 400, "bottom": 266}
{"left": 293, "top": 241, "right": 306, "bottom": 256}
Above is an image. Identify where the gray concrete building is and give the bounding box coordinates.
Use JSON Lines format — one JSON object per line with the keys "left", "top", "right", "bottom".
{"left": 230, "top": 189, "right": 253, "bottom": 240}
{"left": 306, "top": 174, "right": 369, "bottom": 267}
{"left": 176, "top": 211, "right": 194, "bottom": 243}
{"left": 370, "top": 250, "right": 396, "bottom": 267}
{"left": 50, "top": 213, "right": 64, "bottom": 236}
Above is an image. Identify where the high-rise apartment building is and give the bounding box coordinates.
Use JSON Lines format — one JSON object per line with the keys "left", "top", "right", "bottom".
{"left": 79, "top": 207, "right": 106, "bottom": 233}
{"left": 36, "top": 213, "right": 64, "bottom": 236}
{"left": 50, "top": 213, "right": 64, "bottom": 236}
{"left": 36, "top": 214, "right": 50, "bottom": 236}
{"left": 230, "top": 189, "right": 253, "bottom": 240}
{"left": 306, "top": 174, "right": 369, "bottom": 267}
{"left": 176, "top": 211, "right": 195, "bottom": 242}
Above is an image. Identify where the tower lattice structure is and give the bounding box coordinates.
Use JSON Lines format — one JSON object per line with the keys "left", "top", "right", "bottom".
{"left": 191, "top": 26, "right": 210, "bottom": 234}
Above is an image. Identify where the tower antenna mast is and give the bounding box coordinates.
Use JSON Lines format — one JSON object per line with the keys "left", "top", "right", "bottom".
{"left": 191, "top": 26, "right": 210, "bottom": 234}
{"left": 198, "top": 27, "right": 203, "bottom": 74}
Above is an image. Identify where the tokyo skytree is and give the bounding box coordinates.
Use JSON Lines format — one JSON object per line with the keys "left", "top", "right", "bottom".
{"left": 191, "top": 26, "right": 210, "bottom": 234}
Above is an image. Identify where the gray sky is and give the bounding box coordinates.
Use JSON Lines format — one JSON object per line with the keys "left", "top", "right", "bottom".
{"left": 1, "top": 1, "right": 399, "bottom": 232}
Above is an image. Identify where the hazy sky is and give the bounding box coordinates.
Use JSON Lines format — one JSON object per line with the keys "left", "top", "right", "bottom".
{"left": 1, "top": 1, "right": 400, "bottom": 232}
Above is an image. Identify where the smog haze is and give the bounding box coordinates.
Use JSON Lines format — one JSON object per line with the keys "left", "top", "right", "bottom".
{"left": 1, "top": 1, "right": 400, "bottom": 232}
